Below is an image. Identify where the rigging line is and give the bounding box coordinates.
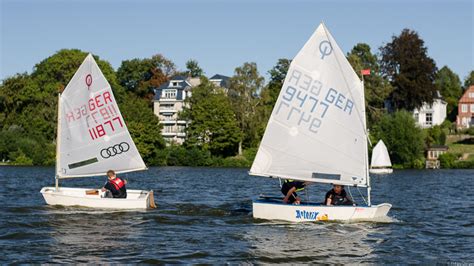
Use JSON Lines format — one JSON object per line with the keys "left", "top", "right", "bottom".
{"left": 347, "top": 186, "right": 356, "bottom": 205}
{"left": 321, "top": 24, "right": 369, "bottom": 141}
{"left": 356, "top": 186, "right": 368, "bottom": 205}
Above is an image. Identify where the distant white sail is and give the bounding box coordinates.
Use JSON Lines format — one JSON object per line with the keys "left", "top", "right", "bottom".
{"left": 370, "top": 140, "right": 392, "bottom": 168}
{"left": 57, "top": 54, "right": 146, "bottom": 178}
{"left": 250, "top": 23, "right": 368, "bottom": 186}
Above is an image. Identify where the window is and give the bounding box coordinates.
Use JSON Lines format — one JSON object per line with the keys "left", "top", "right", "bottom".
{"left": 462, "top": 104, "right": 468, "bottom": 113}
{"left": 163, "top": 125, "right": 174, "bottom": 133}
{"left": 470, "top": 104, "right": 474, "bottom": 113}
{"left": 414, "top": 113, "right": 419, "bottom": 122}
{"left": 469, "top": 92, "right": 474, "bottom": 98}
{"left": 162, "top": 89, "right": 177, "bottom": 99}
{"left": 160, "top": 104, "right": 174, "bottom": 110}
{"left": 162, "top": 114, "right": 174, "bottom": 121}
{"left": 426, "top": 113, "right": 433, "bottom": 126}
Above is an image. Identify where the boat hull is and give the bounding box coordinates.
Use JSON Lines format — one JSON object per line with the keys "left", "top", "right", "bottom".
{"left": 253, "top": 197, "right": 391, "bottom": 222}
{"left": 40, "top": 187, "right": 156, "bottom": 209}
{"left": 369, "top": 168, "right": 393, "bottom": 174}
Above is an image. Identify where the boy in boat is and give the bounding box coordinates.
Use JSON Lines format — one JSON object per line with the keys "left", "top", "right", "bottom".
{"left": 101, "top": 170, "right": 127, "bottom": 198}
{"left": 325, "top": 184, "right": 353, "bottom": 206}
{"left": 282, "top": 179, "right": 307, "bottom": 204}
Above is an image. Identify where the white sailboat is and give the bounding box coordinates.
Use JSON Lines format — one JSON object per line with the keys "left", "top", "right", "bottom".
{"left": 369, "top": 140, "right": 393, "bottom": 174}
{"left": 40, "top": 54, "right": 156, "bottom": 209}
{"left": 250, "top": 23, "right": 391, "bottom": 222}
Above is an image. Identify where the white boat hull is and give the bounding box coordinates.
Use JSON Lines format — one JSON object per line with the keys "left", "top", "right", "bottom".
{"left": 369, "top": 168, "right": 393, "bottom": 174}
{"left": 253, "top": 197, "right": 391, "bottom": 222}
{"left": 40, "top": 187, "right": 156, "bottom": 209}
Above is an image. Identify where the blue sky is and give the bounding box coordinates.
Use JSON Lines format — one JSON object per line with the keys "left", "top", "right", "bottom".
{"left": 1, "top": 0, "right": 473, "bottom": 82}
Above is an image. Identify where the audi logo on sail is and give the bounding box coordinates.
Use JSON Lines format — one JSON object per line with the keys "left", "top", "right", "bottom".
{"left": 100, "top": 142, "right": 130, "bottom": 158}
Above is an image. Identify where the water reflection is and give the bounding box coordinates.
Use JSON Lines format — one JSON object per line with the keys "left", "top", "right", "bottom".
{"left": 43, "top": 207, "right": 148, "bottom": 263}
{"left": 245, "top": 221, "right": 392, "bottom": 264}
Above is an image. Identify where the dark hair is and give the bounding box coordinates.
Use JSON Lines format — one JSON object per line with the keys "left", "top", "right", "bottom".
{"left": 106, "top": 170, "right": 115, "bottom": 177}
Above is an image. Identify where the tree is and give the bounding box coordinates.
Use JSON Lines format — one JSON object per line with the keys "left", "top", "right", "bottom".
{"left": 0, "top": 49, "right": 166, "bottom": 166}
{"left": 185, "top": 59, "right": 204, "bottom": 77}
{"left": 347, "top": 43, "right": 393, "bottom": 126}
{"left": 181, "top": 78, "right": 242, "bottom": 157}
{"left": 228, "top": 62, "right": 264, "bottom": 154}
{"left": 259, "top": 59, "right": 291, "bottom": 120}
{"left": 435, "top": 66, "right": 462, "bottom": 121}
{"left": 117, "top": 54, "right": 176, "bottom": 99}
{"left": 371, "top": 111, "right": 425, "bottom": 167}
{"left": 464, "top": 71, "right": 474, "bottom": 90}
{"left": 380, "top": 29, "right": 438, "bottom": 111}
{"left": 119, "top": 94, "right": 166, "bottom": 164}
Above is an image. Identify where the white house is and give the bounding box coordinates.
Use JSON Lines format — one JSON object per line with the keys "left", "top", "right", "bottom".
{"left": 153, "top": 74, "right": 230, "bottom": 145}
{"left": 413, "top": 92, "right": 447, "bottom": 128}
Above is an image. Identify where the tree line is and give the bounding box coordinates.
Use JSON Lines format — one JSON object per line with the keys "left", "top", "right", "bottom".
{"left": 1, "top": 29, "right": 474, "bottom": 168}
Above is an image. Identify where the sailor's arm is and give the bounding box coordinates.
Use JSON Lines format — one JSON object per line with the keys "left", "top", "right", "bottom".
{"left": 283, "top": 187, "right": 297, "bottom": 203}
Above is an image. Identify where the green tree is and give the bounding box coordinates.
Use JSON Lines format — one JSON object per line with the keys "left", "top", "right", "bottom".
{"left": 347, "top": 43, "right": 393, "bottom": 126}
{"left": 424, "top": 125, "right": 447, "bottom": 147}
{"left": 463, "top": 71, "right": 474, "bottom": 90}
{"left": 371, "top": 111, "right": 425, "bottom": 167}
{"left": 435, "top": 66, "right": 462, "bottom": 121}
{"left": 181, "top": 78, "right": 243, "bottom": 157}
{"left": 380, "top": 29, "right": 438, "bottom": 111}
{"left": 185, "top": 59, "right": 204, "bottom": 77}
{"left": 259, "top": 59, "right": 291, "bottom": 121}
{"left": 120, "top": 93, "right": 166, "bottom": 164}
{"left": 228, "top": 62, "right": 264, "bottom": 154}
{"left": 117, "top": 54, "right": 176, "bottom": 99}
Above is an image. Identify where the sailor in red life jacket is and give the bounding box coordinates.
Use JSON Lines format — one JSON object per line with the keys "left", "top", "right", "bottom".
{"left": 101, "top": 170, "right": 127, "bottom": 198}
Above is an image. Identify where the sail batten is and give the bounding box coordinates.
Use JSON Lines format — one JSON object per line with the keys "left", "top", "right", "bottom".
{"left": 57, "top": 54, "right": 146, "bottom": 178}
{"left": 251, "top": 23, "right": 369, "bottom": 186}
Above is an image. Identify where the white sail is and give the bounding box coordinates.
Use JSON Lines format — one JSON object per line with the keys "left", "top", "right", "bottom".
{"left": 57, "top": 54, "right": 146, "bottom": 178}
{"left": 370, "top": 140, "right": 392, "bottom": 168}
{"left": 250, "top": 23, "right": 368, "bottom": 186}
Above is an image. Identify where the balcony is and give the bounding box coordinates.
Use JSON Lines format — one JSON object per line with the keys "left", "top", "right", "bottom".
{"left": 161, "top": 120, "right": 177, "bottom": 124}
{"left": 159, "top": 108, "right": 177, "bottom": 113}
{"left": 162, "top": 132, "right": 177, "bottom": 137}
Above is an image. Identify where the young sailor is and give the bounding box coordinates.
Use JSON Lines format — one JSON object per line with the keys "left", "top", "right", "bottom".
{"left": 101, "top": 170, "right": 127, "bottom": 198}
{"left": 281, "top": 179, "right": 306, "bottom": 204}
{"left": 325, "top": 184, "right": 353, "bottom": 206}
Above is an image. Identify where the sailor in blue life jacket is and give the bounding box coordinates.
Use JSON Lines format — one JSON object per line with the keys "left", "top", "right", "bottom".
{"left": 324, "top": 184, "right": 354, "bottom": 206}
{"left": 101, "top": 170, "right": 127, "bottom": 198}
{"left": 281, "top": 179, "right": 307, "bottom": 204}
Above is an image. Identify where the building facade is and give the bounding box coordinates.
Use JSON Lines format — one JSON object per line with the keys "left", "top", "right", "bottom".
{"left": 153, "top": 74, "right": 229, "bottom": 145}
{"left": 413, "top": 92, "right": 447, "bottom": 128}
{"left": 456, "top": 85, "right": 474, "bottom": 129}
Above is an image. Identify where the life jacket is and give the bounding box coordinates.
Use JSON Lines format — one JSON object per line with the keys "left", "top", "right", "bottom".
{"left": 331, "top": 189, "right": 349, "bottom": 205}
{"left": 284, "top": 179, "right": 305, "bottom": 192}
{"left": 109, "top": 177, "right": 125, "bottom": 191}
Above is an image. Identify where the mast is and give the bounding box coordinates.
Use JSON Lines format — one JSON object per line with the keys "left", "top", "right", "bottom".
{"left": 362, "top": 77, "right": 371, "bottom": 206}
{"left": 55, "top": 93, "right": 61, "bottom": 191}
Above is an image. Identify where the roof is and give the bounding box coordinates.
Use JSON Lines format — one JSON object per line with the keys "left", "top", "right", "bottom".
{"left": 459, "top": 85, "right": 474, "bottom": 103}
{"left": 427, "top": 145, "right": 449, "bottom": 151}
{"left": 209, "top": 74, "right": 230, "bottom": 88}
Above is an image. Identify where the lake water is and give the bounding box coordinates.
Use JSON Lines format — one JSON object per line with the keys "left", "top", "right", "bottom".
{"left": 0, "top": 167, "right": 472, "bottom": 263}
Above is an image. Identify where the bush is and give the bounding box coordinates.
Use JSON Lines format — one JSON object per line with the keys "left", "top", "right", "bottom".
{"left": 453, "top": 160, "right": 474, "bottom": 168}
{"left": 371, "top": 111, "right": 425, "bottom": 167}
{"left": 439, "top": 153, "right": 457, "bottom": 168}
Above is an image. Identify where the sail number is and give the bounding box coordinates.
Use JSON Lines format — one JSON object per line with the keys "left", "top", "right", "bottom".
{"left": 64, "top": 90, "right": 124, "bottom": 140}
{"left": 276, "top": 68, "right": 354, "bottom": 133}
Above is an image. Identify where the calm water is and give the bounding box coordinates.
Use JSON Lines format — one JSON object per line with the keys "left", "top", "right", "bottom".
{"left": 0, "top": 167, "right": 472, "bottom": 264}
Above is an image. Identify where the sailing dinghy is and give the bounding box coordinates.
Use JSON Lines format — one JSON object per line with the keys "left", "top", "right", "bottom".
{"left": 40, "top": 54, "right": 156, "bottom": 209}
{"left": 250, "top": 23, "right": 391, "bottom": 222}
{"left": 369, "top": 140, "right": 393, "bottom": 174}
